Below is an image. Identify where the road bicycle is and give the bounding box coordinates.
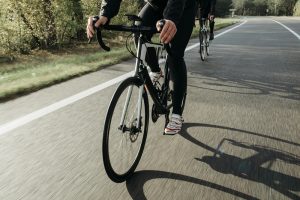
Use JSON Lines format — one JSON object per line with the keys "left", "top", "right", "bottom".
{"left": 199, "top": 17, "right": 210, "bottom": 61}
{"left": 92, "top": 15, "right": 186, "bottom": 182}
{"left": 195, "top": 6, "right": 210, "bottom": 61}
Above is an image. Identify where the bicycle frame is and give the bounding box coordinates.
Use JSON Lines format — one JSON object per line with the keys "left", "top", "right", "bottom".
{"left": 118, "top": 34, "right": 169, "bottom": 130}
{"left": 201, "top": 18, "right": 207, "bottom": 32}
{"left": 100, "top": 16, "right": 183, "bottom": 182}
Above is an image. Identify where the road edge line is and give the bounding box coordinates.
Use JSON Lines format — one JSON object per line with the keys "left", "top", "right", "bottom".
{"left": 185, "top": 20, "right": 248, "bottom": 51}
{"left": 272, "top": 19, "right": 300, "bottom": 40}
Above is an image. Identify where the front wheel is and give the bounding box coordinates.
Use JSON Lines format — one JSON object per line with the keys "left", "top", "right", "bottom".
{"left": 102, "top": 77, "right": 149, "bottom": 182}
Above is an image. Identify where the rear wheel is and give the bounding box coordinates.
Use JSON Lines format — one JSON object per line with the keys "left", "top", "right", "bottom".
{"left": 102, "top": 77, "right": 149, "bottom": 182}
{"left": 206, "top": 32, "right": 210, "bottom": 56}
{"left": 199, "top": 31, "right": 206, "bottom": 61}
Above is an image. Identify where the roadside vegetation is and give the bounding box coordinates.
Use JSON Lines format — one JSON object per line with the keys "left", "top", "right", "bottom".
{"left": 0, "top": 18, "right": 238, "bottom": 101}
{"left": 231, "top": 0, "right": 299, "bottom": 16}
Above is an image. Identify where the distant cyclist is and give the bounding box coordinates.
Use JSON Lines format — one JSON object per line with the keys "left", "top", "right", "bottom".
{"left": 86, "top": 0, "right": 196, "bottom": 135}
{"left": 197, "top": 0, "right": 217, "bottom": 40}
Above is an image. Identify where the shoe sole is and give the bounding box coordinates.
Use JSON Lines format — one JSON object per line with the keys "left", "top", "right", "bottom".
{"left": 164, "top": 129, "right": 180, "bottom": 135}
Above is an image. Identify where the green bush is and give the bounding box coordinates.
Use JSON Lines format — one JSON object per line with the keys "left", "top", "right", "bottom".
{"left": 294, "top": 1, "right": 300, "bottom": 16}
{"left": 0, "top": 0, "right": 141, "bottom": 54}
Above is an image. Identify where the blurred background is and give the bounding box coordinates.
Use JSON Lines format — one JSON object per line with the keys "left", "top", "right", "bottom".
{"left": 0, "top": 0, "right": 299, "bottom": 55}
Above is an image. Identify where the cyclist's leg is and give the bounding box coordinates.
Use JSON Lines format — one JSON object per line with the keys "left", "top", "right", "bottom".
{"left": 201, "top": 9, "right": 209, "bottom": 26}
{"left": 168, "top": 0, "right": 195, "bottom": 116}
{"left": 199, "top": 0, "right": 209, "bottom": 27}
{"left": 209, "top": 15, "right": 215, "bottom": 40}
{"left": 164, "top": 0, "right": 195, "bottom": 134}
{"left": 138, "top": 3, "right": 162, "bottom": 73}
{"left": 209, "top": 16, "right": 215, "bottom": 33}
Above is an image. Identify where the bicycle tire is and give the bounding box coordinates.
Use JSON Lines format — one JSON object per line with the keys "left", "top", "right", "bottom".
{"left": 206, "top": 32, "right": 210, "bottom": 56}
{"left": 102, "top": 77, "right": 149, "bottom": 182}
{"left": 199, "top": 31, "right": 206, "bottom": 61}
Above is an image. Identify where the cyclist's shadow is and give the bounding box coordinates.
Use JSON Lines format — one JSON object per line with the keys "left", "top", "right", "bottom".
{"left": 180, "top": 123, "right": 300, "bottom": 200}
{"left": 126, "top": 170, "right": 258, "bottom": 200}
{"left": 125, "top": 123, "right": 266, "bottom": 200}
{"left": 126, "top": 122, "right": 300, "bottom": 200}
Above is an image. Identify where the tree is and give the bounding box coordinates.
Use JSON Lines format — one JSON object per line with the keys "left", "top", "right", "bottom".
{"left": 10, "top": 0, "right": 57, "bottom": 49}
{"left": 283, "top": 0, "right": 298, "bottom": 15}
{"left": 267, "top": 0, "right": 297, "bottom": 15}
{"left": 73, "top": 0, "right": 85, "bottom": 40}
{"left": 253, "top": 0, "right": 268, "bottom": 15}
{"left": 10, "top": 0, "right": 41, "bottom": 49}
{"left": 294, "top": 1, "right": 300, "bottom": 16}
{"left": 215, "top": 0, "right": 232, "bottom": 17}
{"left": 232, "top": 0, "right": 246, "bottom": 15}
{"left": 42, "top": 0, "right": 57, "bottom": 48}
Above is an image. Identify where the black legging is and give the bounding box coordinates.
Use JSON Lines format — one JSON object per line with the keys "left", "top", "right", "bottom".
{"left": 138, "top": 2, "right": 195, "bottom": 115}
{"left": 198, "top": 3, "right": 215, "bottom": 33}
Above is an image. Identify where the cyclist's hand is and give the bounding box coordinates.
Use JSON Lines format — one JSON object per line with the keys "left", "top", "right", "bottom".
{"left": 156, "top": 19, "right": 177, "bottom": 44}
{"left": 86, "top": 16, "right": 108, "bottom": 39}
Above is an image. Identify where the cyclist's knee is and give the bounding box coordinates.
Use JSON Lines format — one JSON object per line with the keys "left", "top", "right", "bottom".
{"left": 167, "top": 55, "right": 185, "bottom": 71}
{"left": 168, "top": 50, "right": 183, "bottom": 59}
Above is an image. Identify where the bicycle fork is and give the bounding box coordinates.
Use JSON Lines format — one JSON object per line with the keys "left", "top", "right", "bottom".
{"left": 119, "top": 34, "right": 145, "bottom": 133}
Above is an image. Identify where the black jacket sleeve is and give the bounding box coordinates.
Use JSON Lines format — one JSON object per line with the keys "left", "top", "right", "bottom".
{"left": 100, "top": 0, "right": 122, "bottom": 19}
{"left": 163, "top": 0, "right": 188, "bottom": 25}
{"left": 210, "top": 0, "right": 216, "bottom": 15}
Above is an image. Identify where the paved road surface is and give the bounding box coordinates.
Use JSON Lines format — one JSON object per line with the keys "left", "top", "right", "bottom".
{"left": 1, "top": 17, "right": 300, "bottom": 200}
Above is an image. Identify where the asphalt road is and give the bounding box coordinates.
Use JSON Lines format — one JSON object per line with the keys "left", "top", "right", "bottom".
{"left": 1, "top": 17, "right": 300, "bottom": 200}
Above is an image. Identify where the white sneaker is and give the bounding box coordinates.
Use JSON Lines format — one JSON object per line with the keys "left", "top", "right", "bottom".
{"left": 164, "top": 114, "right": 183, "bottom": 135}
{"left": 149, "top": 71, "right": 163, "bottom": 83}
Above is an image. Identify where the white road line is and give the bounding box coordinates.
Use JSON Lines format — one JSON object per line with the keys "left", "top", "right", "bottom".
{"left": 0, "top": 72, "right": 133, "bottom": 136}
{"left": 273, "top": 20, "right": 300, "bottom": 40}
{"left": 185, "top": 20, "right": 248, "bottom": 51}
{"left": 0, "top": 20, "right": 247, "bottom": 136}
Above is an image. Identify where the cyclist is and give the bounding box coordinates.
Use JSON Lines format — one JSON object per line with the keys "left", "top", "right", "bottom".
{"left": 197, "top": 0, "right": 216, "bottom": 40}
{"left": 86, "top": 0, "right": 196, "bottom": 135}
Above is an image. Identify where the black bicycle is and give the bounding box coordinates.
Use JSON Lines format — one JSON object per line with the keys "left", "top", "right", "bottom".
{"left": 199, "top": 17, "right": 210, "bottom": 61}
{"left": 92, "top": 15, "right": 186, "bottom": 182}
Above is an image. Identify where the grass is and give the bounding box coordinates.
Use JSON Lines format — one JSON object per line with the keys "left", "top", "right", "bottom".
{"left": 0, "top": 47, "right": 131, "bottom": 101}
{"left": 0, "top": 18, "right": 239, "bottom": 102}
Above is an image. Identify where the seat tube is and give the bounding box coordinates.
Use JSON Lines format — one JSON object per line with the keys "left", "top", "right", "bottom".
{"left": 134, "top": 34, "right": 143, "bottom": 76}
{"left": 135, "top": 34, "right": 145, "bottom": 130}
